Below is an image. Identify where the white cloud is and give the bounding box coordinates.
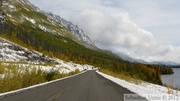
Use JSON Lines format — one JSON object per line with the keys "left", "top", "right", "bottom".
{"left": 71, "top": 10, "right": 180, "bottom": 63}
{"left": 71, "top": 10, "right": 154, "bottom": 50}
{"left": 117, "top": 0, "right": 180, "bottom": 46}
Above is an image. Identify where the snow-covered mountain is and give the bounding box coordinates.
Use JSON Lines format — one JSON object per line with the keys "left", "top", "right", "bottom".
{"left": 117, "top": 51, "right": 179, "bottom": 66}
{"left": 1, "top": 0, "right": 96, "bottom": 49}
{"left": 117, "top": 52, "right": 138, "bottom": 62}
{"left": 45, "top": 13, "right": 96, "bottom": 49}
{"left": 149, "top": 61, "right": 180, "bottom": 66}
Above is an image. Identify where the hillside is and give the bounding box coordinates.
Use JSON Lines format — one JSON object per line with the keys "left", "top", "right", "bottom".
{"left": 0, "top": 0, "right": 173, "bottom": 85}
{"left": 0, "top": 0, "right": 96, "bottom": 49}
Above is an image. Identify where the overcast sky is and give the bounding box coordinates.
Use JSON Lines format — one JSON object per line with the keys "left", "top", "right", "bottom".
{"left": 29, "top": 0, "right": 180, "bottom": 64}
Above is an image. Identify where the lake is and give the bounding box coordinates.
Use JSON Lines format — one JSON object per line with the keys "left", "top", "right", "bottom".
{"left": 161, "top": 68, "right": 180, "bottom": 88}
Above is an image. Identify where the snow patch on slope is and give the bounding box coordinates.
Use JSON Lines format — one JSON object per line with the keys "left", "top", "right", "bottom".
{"left": 23, "top": 15, "right": 36, "bottom": 24}
{"left": 38, "top": 25, "right": 47, "bottom": 32}
{"left": 0, "top": 37, "right": 54, "bottom": 64}
{"left": 9, "top": 5, "right": 15, "bottom": 9}
{"left": 0, "top": 37, "right": 95, "bottom": 73}
{"left": 54, "top": 59, "right": 94, "bottom": 73}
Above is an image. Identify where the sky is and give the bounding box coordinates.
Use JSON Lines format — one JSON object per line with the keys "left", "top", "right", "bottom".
{"left": 29, "top": 0, "right": 180, "bottom": 64}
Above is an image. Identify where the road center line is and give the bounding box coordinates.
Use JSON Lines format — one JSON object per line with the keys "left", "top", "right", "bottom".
{"left": 46, "top": 78, "right": 82, "bottom": 101}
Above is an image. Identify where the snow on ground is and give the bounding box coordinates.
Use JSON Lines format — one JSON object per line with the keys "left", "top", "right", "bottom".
{"left": 38, "top": 24, "right": 56, "bottom": 34}
{"left": 0, "top": 61, "right": 95, "bottom": 97}
{"left": 22, "top": 15, "right": 36, "bottom": 24}
{"left": 39, "top": 25, "right": 47, "bottom": 32}
{"left": 0, "top": 60, "right": 94, "bottom": 75}
{"left": 0, "top": 40, "right": 27, "bottom": 61}
{"left": 24, "top": 59, "right": 93, "bottom": 73}
{"left": 9, "top": 5, "right": 15, "bottom": 9}
{"left": 0, "top": 37, "right": 94, "bottom": 74}
{"left": 4, "top": 2, "right": 17, "bottom": 12}
{"left": 0, "top": 37, "right": 55, "bottom": 64}
{"left": 97, "top": 71, "right": 180, "bottom": 101}
{"left": 6, "top": 14, "right": 12, "bottom": 18}
{"left": 54, "top": 59, "right": 94, "bottom": 73}
{"left": 2, "top": 1, "right": 8, "bottom": 6}
{"left": 47, "top": 18, "right": 56, "bottom": 26}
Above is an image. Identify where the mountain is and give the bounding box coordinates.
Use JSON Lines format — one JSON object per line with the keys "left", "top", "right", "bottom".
{"left": 0, "top": 0, "right": 96, "bottom": 49}
{"left": 149, "top": 61, "right": 180, "bottom": 66}
{"left": 0, "top": 0, "right": 108, "bottom": 64}
{"left": 117, "top": 51, "right": 179, "bottom": 66}
{"left": 45, "top": 13, "right": 97, "bottom": 49}
{"left": 116, "top": 51, "right": 138, "bottom": 63}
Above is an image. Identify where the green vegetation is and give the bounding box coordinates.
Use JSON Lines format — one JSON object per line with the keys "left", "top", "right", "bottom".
{"left": 1, "top": 0, "right": 76, "bottom": 40}
{"left": 0, "top": 62, "right": 80, "bottom": 93}
{"left": 172, "top": 66, "right": 180, "bottom": 68}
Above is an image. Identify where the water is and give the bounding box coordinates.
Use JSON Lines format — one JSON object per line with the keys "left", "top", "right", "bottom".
{"left": 161, "top": 68, "right": 180, "bottom": 88}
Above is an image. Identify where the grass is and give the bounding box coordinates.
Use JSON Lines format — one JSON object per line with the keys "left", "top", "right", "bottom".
{"left": 163, "top": 83, "right": 180, "bottom": 93}
{"left": 0, "top": 62, "right": 80, "bottom": 93}
{"left": 167, "top": 84, "right": 173, "bottom": 94}
{"left": 99, "top": 68, "right": 138, "bottom": 83}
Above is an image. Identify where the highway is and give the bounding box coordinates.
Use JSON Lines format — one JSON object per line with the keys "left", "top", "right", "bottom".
{"left": 0, "top": 70, "right": 139, "bottom": 101}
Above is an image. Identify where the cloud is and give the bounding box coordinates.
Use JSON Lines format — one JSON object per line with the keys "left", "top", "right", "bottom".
{"left": 116, "top": 0, "right": 180, "bottom": 46}
{"left": 71, "top": 10, "right": 180, "bottom": 63}
{"left": 71, "top": 10, "right": 155, "bottom": 50}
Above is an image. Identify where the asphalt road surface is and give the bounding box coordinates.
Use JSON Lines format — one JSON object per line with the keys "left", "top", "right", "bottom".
{"left": 0, "top": 70, "right": 141, "bottom": 101}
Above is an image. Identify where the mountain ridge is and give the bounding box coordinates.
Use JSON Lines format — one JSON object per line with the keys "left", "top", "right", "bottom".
{"left": 1, "top": 0, "right": 96, "bottom": 49}
{"left": 116, "top": 51, "right": 179, "bottom": 66}
{"left": 45, "top": 12, "right": 97, "bottom": 49}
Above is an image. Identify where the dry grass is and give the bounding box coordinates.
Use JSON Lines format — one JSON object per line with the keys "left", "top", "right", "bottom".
{"left": 167, "top": 84, "right": 173, "bottom": 94}
{"left": 99, "top": 68, "right": 139, "bottom": 83}
{"left": 0, "top": 62, "right": 80, "bottom": 93}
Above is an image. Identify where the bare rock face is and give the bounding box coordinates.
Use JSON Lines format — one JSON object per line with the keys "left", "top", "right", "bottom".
{"left": 45, "top": 12, "right": 97, "bottom": 49}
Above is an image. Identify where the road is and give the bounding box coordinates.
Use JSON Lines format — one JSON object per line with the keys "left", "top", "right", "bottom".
{"left": 0, "top": 70, "right": 139, "bottom": 101}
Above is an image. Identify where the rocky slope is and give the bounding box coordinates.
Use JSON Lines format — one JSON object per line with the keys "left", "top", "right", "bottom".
{"left": 45, "top": 13, "right": 96, "bottom": 48}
